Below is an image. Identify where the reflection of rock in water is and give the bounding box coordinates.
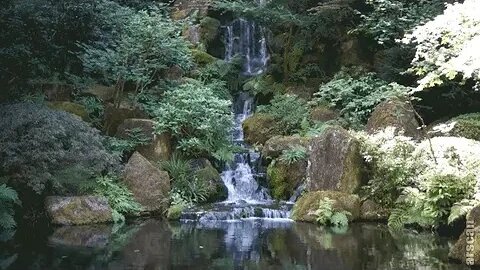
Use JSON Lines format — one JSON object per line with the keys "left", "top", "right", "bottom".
{"left": 107, "top": 220, "right": 172, "bottom": 270}
{"left": 49, "top": 225, "right": 112, "bottom": 248}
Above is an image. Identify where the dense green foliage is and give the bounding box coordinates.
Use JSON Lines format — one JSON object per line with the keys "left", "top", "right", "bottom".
{"left": 91, "top": 175, "right": 143, "bottom": 223}
{"left": 0, "top": 184, "right": 21, "bottom": 230}
{"left": 355, "top": 0, "right": 444, "bottom": 46}
{"left": 0, "top": 103, "right": 118, "bottom": 194}
{"left": 153, "top": 83, "right": 233, "bottom": 159}
{"left": 313, "top": 69, "right": 408, "bottom": 129}
{"left": 257, "top": 94, "right": 308, "bottom": 135}
{"left": 403, "top": 0, "right": 480, "bottom": 91}
{"left": 279, "top": 146, "right": 307, "bottom": 164}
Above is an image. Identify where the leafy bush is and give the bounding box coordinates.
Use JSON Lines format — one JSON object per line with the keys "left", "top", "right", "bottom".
{"left": 74, "top": 96, "right": 104, "bottom": 127}
{"left": 105, "top": 127, "right": 151, "bottom": 160}
{"left": 153, "top": 83, "right": 233, "bottom": 159}
{"left": 355, "top": 0, "right": 444, "bottom": 46}
{"left": 0, "top": 184, "right": 21, "bottom": 230}
{"left": 279, "top": 146, "right": 307, "bottom": 164}
{"left": 257, "top": 94, "right": 308, "bottom": 135}
{"left": 161, "top": 155, "right": 209, "bottom": 205}
{"left": 403, "top": 0, "right": 480, "bottom": 91}
{"left": 313, "top": 69, "right": 408, "bottom": 129}
{"left": 314, "top": 197, "right": 350, "bottom": 228}
{"left": 0, "top": 103, "right": 119, "bottom": 194}
{"left": 91, "top": 175, "right": 143, "bottom": 223}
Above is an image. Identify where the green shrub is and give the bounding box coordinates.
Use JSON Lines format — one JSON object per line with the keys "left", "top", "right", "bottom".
{"left": 313, "top": 69, "right": 408, "bottom": 129}
{"left": 74, "top": 96, "right": 105, "bottom": 127}
{"left": 279, "top": 146, "right": 307, "bottom": 164}
{"left": 0, "top": 184, "right": 21, "bottom": 230}
{"left": 91, "top": 175, "right": 143, "bottom": 223}
{"left": 451, "top": 113, "right": 480, "bottom": 141}
{"left": 257, "top": 94, "right": 308, "bottom": 135}
{"left": 314, "top": 197, "right": 351, "bottom": 228}
{"left": 0, "top": 103, "right": 119, "bottom": 194}
{"left": 153, "top": 83, "right": 233, "bottom": 159}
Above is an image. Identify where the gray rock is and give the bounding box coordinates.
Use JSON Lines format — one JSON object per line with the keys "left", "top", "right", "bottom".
{"left": 45, "top": 196, "right": 113, "bottom": 225}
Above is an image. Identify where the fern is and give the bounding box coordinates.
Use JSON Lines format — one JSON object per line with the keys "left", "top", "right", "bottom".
{"left": 314, "top": 197, "right": 351, "bottom": 228}
{"left": 279, "top": 146, "right": 307, "bottom": 164}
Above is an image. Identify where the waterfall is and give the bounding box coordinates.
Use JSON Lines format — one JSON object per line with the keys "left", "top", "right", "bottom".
{"left": 223, "top": 9, "right": 269, "bottom": 75}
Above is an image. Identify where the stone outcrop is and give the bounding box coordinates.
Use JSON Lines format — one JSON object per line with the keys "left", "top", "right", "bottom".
{"left": 122, "top": 152, "right": 170, "bottom": 214}
{"left": 47, "top": 101, "right": 89, "bottom": 121}
{"left": 104, "top": 104, "right": 147, "bottom": 135}
{"left": 262, "top": 136, "right": 309, "bottom": 159}
{"left": 449, "top": 204, "right": 480, "bottom": 266}
{"left": 191, "top": 158, "right": 228, "bottom": 202}
{"left": 359, "top": 200, "right": 389, "bottom": 221}
{"left": 242, "top": 113, "right": 282, "bottom": 145}
{"left": 310, "top": 105, "right": 339, "bottom": 122}
{"left": 116, "top": 119, "right": 172, "bottom": 163}
{"left": 45, "top": 196, "right": 113, "bottom": 225}
{"left": 292, "top": 190, "right": 361, "bottom": 223}
{"left": 366, "top": 98, "right": 420, "bottom": 138}
{"left": 267, "top": 159, "right": 307, "bottom": 200}
{"left": 84, "top": 84, "right": 116, "bottom": 102}
{"left": 306, "top": 126, "right": 364, "bottom": 193}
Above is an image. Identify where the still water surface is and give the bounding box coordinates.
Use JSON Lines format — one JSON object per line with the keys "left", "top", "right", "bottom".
{"left": 0, "top": 219, "right": 470, "bottom": 270}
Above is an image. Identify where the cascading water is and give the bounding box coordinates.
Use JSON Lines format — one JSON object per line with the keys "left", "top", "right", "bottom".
{"left": 223, "top": 1, "right": 269, "bottom": 75}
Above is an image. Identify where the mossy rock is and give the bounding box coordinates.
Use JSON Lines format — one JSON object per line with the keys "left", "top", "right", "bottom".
{"left": 192, "top": 158, "right": 228, "bottom": 203}
{"left": 359, "top": 200, "right": 389, "bottom": 221}
{"left": 104, "top": 104, "right": 147, "bottom": 136}
{"left": 242, "top": 113, "right": 282, "bottom": 145}
{"left": 310, "top": 106, "right": 339, "bottom": 122}
{"left": 262, "top": 135, "right": 309, "bottom": 160}
{"left": 84, "top": 84, "right": 116, "bottom": 102}
{"left": 366, "top": 98, "right": 420, "bottom": 138}
{"left": 48, "top": 102, "right": 89, "bottom": 121}
{"left": 199, "top": 17, "right": 220, "bottom": 44}
{"left": 192, "top": 49, "right": 217, "bottom": 66}
{"left": 291, "top": 190, "right": 361, "bottom": 223}
{"left": 450, "top": 113, "right": 480, "bottom": 141}
{"left": 307, "top": 126, "right": 365, "bottom": 193}
{"left": 267, "top": 159, "right": 307, "bottom": 200}
{"left": 449, "top": 204, "right": 480, "bottom": 266}
{"left": 45, "top": 196, "right": 113, "bottom": 225}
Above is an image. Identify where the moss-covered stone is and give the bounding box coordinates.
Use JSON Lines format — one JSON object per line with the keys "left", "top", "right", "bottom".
{"left": 310, "top": 106, "right": 339, "bottom": 122}
{"left": 199, "top": 17, "right": 220, "bottom": 44}
{"left": 450, "top": 113, "right": 480, "bottom": 141}
{"left": 192, "top": 158, "right": 228, "bottom": 203}
{"left": 192, "top": 49, "right": 217, "bottom": 66}
{"left": 48, "top": 102, "right": 89, "bottom": 121}
{"left": 307, "top": 126, "right": 364, "bottom": 193}
{"left": 45, "top": 196, "right": 113, "bottom": 225}
{"left": 262, "top": 135, "right": 309, "bottom": 160}
{"left": 359, "top": 200, "right": 389, "bottom": 221}
{"left": 267, "top": 159, "right": 306, "bottom": 200}
{"left": 291, "top": 191, "right": 361, "bottom": 223}
{"left": 242, "top": 113, "right": 283, "bottom": 145}
{"left": 104, "top": 103, "right": 147, "bottom": 136}
{"left": 84, "top": 84, "right": 116, "bottom": 102}
{"left": 366, "top": 98, "right": 420, "bottom": 138}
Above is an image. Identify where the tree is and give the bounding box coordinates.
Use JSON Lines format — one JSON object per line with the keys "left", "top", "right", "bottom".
{"left": 403, "top": 0, "right": 480, "bottom": 91}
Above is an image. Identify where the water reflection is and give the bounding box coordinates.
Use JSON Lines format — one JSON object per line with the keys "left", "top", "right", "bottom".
{"left": 0, "top": 219, "right": 471, "bottom": 270}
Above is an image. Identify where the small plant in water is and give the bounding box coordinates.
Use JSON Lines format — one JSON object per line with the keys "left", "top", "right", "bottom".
{"left": 314, "top": 197, "right": 351, "bottom": 228}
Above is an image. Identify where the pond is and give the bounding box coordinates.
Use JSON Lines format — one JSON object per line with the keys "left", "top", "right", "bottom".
{"left": 0, "top": 219, "right": 470, "bottom": 270}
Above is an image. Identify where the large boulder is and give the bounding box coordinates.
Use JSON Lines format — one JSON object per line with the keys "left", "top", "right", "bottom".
{"left": 449, "top": 204, "right": 480, "bottom": 266}
{"left": 47, "top": 102, "right": 89, "bottom": 121}
{"left": 104, "top": 104, "right": 147, "bottom": 135}
{"left": 262, "top": 135, "right": 309, "bottom": 160}
{"left": 191, "top": 158, "right": 228, "bottom": 203}
{"left": 116, "top": 119, "right": 172, "bottom": 163}
{"left": 359, "top": 200, "right": 389, "bottom": 221}
{"left": 45, "top": 196, "right": 113, "bottom": 225}
{"left": 84, "top": 84, "right": 116, "bottom": 102}
{"left": 122, "top": 152, "right": 170, "bottom": 214}
{"left": 291, "top": 190, "right": 361, "bottom": 223}
{"left": 306, "top": 126, "right": 364, "bottom": 193}
{"left": 242, "top": 113, "right": 282, "bottom": 145}
{"left": 267, "top": 159, "right": 307, "bottom": 200}
{"left": 366, "top": 98, "right": 420, "bottom": 138}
